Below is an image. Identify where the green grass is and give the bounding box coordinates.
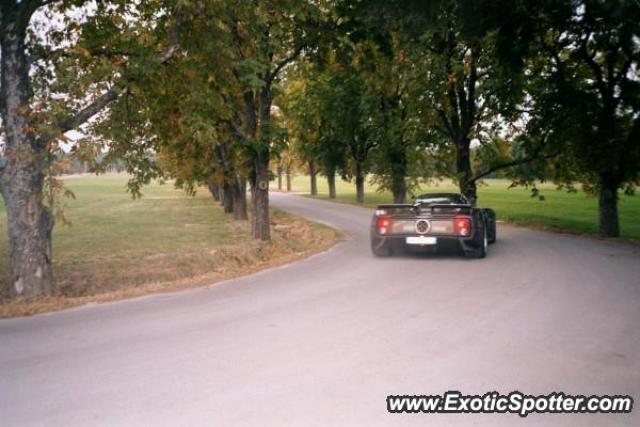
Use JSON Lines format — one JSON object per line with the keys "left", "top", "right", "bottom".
{"left": 0, "top": 174, "right": 340, "bottom": 316}
{"left": 2, "top": 173, "right": 638, "bottom": 293}
{"left": 285, "top": 175, "right": 640, "bottom": 240}
{"left": 0, "top": 174, "right": 250, "bottom": 292}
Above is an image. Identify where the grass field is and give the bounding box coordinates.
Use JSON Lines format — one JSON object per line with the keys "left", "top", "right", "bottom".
{"left": 283, "top": 175, "right": 640, "bottom": 240}
{"left": 0, "top": 174, "right": 338, "bottom": 316}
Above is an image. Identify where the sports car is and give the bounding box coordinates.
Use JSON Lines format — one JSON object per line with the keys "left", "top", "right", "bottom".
{"left": 370, "top": 193, "right": 496, "bottom": 258}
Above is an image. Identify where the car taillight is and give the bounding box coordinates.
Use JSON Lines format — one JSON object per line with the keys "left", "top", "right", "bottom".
{"left": 453, "top": 216, "right": 471, "bottom": 236}
{"left": 377, "top": 215, "right": 392, "bottom": 234}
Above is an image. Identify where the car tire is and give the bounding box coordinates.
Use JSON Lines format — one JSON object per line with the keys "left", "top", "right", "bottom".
{"left": 484, "top": 209, "right": 497, "bottom": 244}
{"left": 371, "top": 240, "right": 393, "bottom": 257}
{"left": 466, "top": 227, "right": 487, "bottom": 259}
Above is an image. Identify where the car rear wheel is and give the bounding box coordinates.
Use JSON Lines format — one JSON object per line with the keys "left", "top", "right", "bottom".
{"left": 371, "top": 240, "right": 393, "bottom": 257}
{"left": 483, "top": 209, "right": 497, "bottom": 244}
{"left": 466, "top": 227, "right": 487, "bottom": 259}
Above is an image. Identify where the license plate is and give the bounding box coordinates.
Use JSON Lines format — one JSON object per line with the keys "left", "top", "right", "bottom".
{"left": 406, "top": 236, "right": 437, "bottom": 245}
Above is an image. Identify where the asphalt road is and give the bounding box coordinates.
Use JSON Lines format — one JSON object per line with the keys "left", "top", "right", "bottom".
{"left": 2, "top": 193, "right": 639, "bottom": 426}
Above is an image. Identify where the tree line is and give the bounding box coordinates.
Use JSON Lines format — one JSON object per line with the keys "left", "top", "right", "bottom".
{"left": 1, "top": 0, "right": 638, "bottom": 299}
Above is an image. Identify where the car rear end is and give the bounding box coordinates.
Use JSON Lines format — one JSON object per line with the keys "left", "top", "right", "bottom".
{"left": 370, "top": 203, "right": 486, "bottom": 256}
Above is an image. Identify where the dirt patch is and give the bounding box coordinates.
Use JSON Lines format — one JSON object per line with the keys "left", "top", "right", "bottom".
{"left": 0, "top": 212, "right": 342, "bottom": 318}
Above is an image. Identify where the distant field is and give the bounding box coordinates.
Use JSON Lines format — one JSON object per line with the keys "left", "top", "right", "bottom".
{"left": 284, "top": 175, "right": 640, "bottom": 240}
{"left": 0, "top": 174, "right": 337, "bottom": 315}
{"left": 0, "top": 174, "right": 246, "bottom": 292}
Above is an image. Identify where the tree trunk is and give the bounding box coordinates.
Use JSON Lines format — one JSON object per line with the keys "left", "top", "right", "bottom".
{"left": 277, "top": 163, "right": 283, "bottom": 191}
{"left": 218, "top": 187, "right": 225, "bottom": 207}
{"left": 222, "top": 181, "right": 234, "bottom": 214}
{"left": 286, "top": 168, "right": 292, "bottom": 192}
{"left": 3, "top": 171, "right": 55, "bottom": 299}
{"left": 251, "top": 156, "right": 271, "bottom": 241}
{"left": 390, "top": 150, "right": 407, "bottom": 204}
{"left": 355, "top": 161, "right": 365, "bottom": 204}
{"left": 250, "top": 82, "right": 272, "bottom": 241}
{"left": 232, "top": 176, "right": 248, "bottom": 221}
{"left": 207, "top": 181, "right": 220, "bottom": 202}
{"left": 1, "top": 19, "right": 56, "bottom": 298}
{"left": 249, "top": 169, "right": 257, "bottom": 232}
{"left": 598, "top": 175, "right": 620, "bottom": 237}
{"left": 457, "top": 138, "right": 477, "bottom": 205}
{"left": 391, "top": 173, "right": 407, "bottom": 204}
{"left": 327, "top": 171, "right": 337, "bottom": 199}
{"left": 309, "top": 160, "right": 318, "bottom": 196}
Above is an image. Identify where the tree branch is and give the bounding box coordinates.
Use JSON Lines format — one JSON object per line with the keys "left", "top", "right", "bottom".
{"left": 157, "top": 15, "right": 182, "bottom": 64}
{"left": 539, "top": 32, "right": 569, "bottom": 86}
{"left": 464, "top": 49, "right": 478, "bottom": 131}
{"left": 268, "top": 46, "right": 303, "bottom": 82}
{"left": 224, "top": 118, "right": 250, "bottom": 141}
{"left": 53, "top": 10, "right": 183, "bottom": 138}
{"left": 467, "top": 148, "right": 560, "bottom": 184}
{"left": 58, "top": 87, "right": 121, "bottom": 133}
{"left": 577, "top": 37, "right": 608, "bottom": 101}
{"left": 436, "top": 108, "right": 455, "bottom": 140}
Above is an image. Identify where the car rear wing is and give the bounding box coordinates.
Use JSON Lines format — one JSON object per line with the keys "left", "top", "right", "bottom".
{"left": 375, "top": 203, "right": 473, "bottom": 216}
{"left": 376, "top": 204, "right": 414, "bottom": 209}
{"left": 424, "top": 203, "right": 473, "bottom": 215}
{"left": 374, "top": 204, "right": 415, "bottom": 215}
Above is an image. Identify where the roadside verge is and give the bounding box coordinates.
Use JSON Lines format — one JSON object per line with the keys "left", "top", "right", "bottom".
{"left": 0, "top": 210, "right": 342, "bottom": 318}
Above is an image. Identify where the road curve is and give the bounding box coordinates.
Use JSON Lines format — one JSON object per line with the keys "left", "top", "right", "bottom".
{"left": 1, "top": 193, "right": 639, "bottom": 426}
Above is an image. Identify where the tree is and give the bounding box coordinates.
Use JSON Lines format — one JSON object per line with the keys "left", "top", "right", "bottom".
{"left": 472, "top": 0, "right": 640, "bottom": 236}
{"left": 355, "top": 0, "right": 550, "bottom": 206}
{"left": 97, "top": 2, "right": 251, "bottom": 222}
{"left": 529, "top": 0, "right": 640, "bottom": 236}
{"left": 359, "top": 33, "right": 432, "bottom": 203}
{"left": 416, "top": 2, "right": 531, "bottom": 204}
{"left": 98, "top": 0, "right": 326, "bottom": 239}
{"left": 0, "top": 0, "right": 181, "bottom": 298}
{"left": 330, "top": 69, "right": 377, "bottom": 203}
{"left": 211, "top": 0, "right": 323, "bottom": 240}
{"left": 284, "top": 63, "right": 348, "bottom": 199}
{"left": 282, "top": 72, "right": 316, "bottom": 195}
